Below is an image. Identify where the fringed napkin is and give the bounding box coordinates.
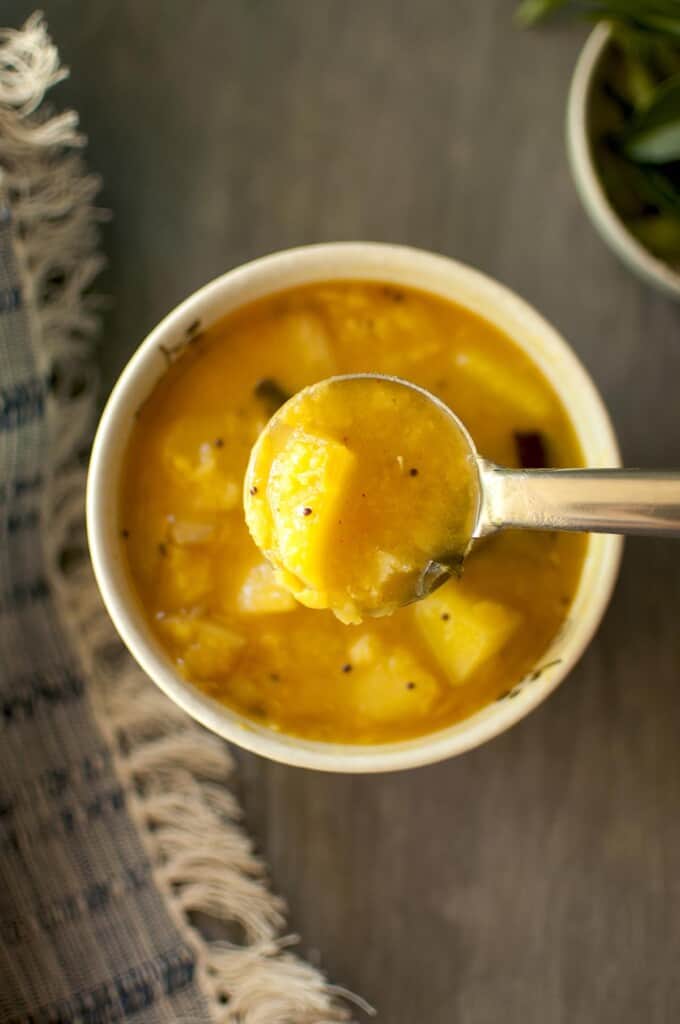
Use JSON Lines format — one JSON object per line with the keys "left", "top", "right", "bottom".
{"left": 0, "top": 14, "right": 368, "bottom": 1023}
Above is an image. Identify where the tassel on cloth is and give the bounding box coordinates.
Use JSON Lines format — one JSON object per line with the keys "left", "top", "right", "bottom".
{"left": 0, "top": 12, "right": 370, "bottom": 1022}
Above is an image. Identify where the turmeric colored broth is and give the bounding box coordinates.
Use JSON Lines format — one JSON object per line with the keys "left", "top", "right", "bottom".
{"left": 121, "top": 281, "right": 586, "bottom": 743}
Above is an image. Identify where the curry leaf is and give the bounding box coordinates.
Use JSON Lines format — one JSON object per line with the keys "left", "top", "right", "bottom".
{"left": 629, "top": 163, "right": 680, "bottom": 214}
{"left": 517, "top": 0, "right": 680, "bottom": 37}
{"left": 253, "top": 377, "right": 290, "bottom": 414}
{"left": 515, "top": 0, "right": 569, "bottom": 26}
{"left": 628, "top": 212, "right": 680, "bottom": 256}
{"left": 627, "top": 118, "right": 680, "bottom": 159}
{"left": 624, "top": 75, "right": 680, "bottom": 160}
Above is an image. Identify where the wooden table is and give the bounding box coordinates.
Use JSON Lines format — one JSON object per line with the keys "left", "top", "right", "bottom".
{"left": 9, "top": 2, "right": 680, "bottom": 1020}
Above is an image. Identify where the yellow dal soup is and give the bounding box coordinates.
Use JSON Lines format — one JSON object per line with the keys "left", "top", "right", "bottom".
{"left": 121, "top": 281, "right": 586, "bottom": 744}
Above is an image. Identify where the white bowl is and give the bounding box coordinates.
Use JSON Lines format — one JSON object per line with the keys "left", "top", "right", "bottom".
{"left": 87, "top": 242, "right": 622, "bottom": 773}
{"left": 567, "top": 23, "right": 680, "bottom": 301}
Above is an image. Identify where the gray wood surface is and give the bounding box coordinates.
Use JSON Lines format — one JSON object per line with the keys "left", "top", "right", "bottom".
{"left": 8, "top": 2, "right": 680, "bottom": 1020}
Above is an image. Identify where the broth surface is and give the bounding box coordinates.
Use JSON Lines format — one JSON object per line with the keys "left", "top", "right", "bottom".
{"left": 121, "top": 281, "right": 586, "bottom": 743}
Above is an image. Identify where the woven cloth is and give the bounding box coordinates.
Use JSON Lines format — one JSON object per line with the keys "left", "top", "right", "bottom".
{"left": 0, "top": 14, "right": 365, "bottom": 1024}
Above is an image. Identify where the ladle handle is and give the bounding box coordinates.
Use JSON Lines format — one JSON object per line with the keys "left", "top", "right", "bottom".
{"left": 476, "top": 463, "right": 680, "bottom": 538}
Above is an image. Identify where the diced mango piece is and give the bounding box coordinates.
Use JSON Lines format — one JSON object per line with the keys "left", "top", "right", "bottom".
{"left": 237, "top": 562, "right": 298, "bottom": 614}
{"left": 371, "top": 550, "right": 413, "bottom": 589}
{"left": 196, "top": 478, "right": 240, "bottom": 513}
{"left": 161, "top": 417, "right": 241, "bottom": 511}
{"left": 161, "top": 545, "right": 214, "bottom": 606}
{"left": 170, "top": 520, "right": 216, "bottom": 545}
{"left": 352, "top": 647, "right": 439, "bottom": 722}
{"left": 279, "top": 312, "right": 336, "bottom": 389}
{"left": 414, "top": 582, "right": 521, "bottom": 685}
{"left": 158, "top": 614, "right": 244, "bottom": 680}
{"left": 184, "top": 619, "right": 245, "bottom": 679}
{"left": 347, "top": 632, "right": 384, "bottom": 666}
{"left": 157, "top": 613, "right": 196, "bottom": 646}
{"left": 454, "top": 348, "right": 552, "bottom": 422}
{"left": 267, "top": 430, "right": 356, "bottom": 590}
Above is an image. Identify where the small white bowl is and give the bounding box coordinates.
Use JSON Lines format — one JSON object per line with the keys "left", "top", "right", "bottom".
{"left": 87, "top": 242, "right": 622, "bottom": 773}
{"left": 567, "top": 23, "right": 680, "bottom": 301}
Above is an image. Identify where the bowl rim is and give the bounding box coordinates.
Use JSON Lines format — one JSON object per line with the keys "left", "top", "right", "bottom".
{"left": 87, "top": 241, "right": 623, "bottom": 773}
{"left": 566, "top": 22, "right": 680, "bottom": 301}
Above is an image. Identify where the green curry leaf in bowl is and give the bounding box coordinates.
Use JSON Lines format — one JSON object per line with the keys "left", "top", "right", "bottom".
{"left": 624, "top": 75, "right": 680, "bottom": 161}
{"left": 517, "top": 1, "right": 680, "bottom": 37}
{"left": 518, "top": 0, "right": 680, "bottom": 264}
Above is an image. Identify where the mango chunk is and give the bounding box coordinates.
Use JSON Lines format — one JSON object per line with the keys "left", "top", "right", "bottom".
{"left": 237, "top": 562, "right": 298, "bottom": 614}
{"left": 414, "top": 582, "right": 521, "bottom": 685}
{"left": 347, "top": 632, "right": 384, "bottom": 666}
{"left": 279, "top": 312, "right": 336, "bottom": 389}
{"left": 160, "top": 545, "right": 214, "bottom": 606}
{"left": 161, "top": 416, "right": 241, "bottom": 512}
{"left": 158, "top": 614, "right": 244, "bottom": 680}
{"left": 157, "top": 612, "right": 196, "bottom": 646}
{"left": 267, "top": 429, "right": 356, "bottom": 590}
{"left": 454, "top": 347, "right": 552, "bottom": 422}
{"left": 351, "top": 646, "right": 439, "bottom": 722}
{"left": 169, "top": 520, "right": 216, "bottom": 545}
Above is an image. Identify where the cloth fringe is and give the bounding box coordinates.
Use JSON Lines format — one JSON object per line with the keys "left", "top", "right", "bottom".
{"left": 0, "top": 12, "right": 368, "bottom": 1022}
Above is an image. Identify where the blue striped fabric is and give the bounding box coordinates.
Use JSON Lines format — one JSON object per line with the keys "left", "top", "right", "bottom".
{"left": 0, "top": 208, "right": 212, "bottom": 1023}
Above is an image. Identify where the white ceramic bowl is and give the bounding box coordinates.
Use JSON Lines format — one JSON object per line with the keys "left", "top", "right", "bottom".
{"left": 87, "top": 242, "right": 622, "bottom": 773}
{"left": 567, "top": 23, "right": 680, "bottom": 301}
